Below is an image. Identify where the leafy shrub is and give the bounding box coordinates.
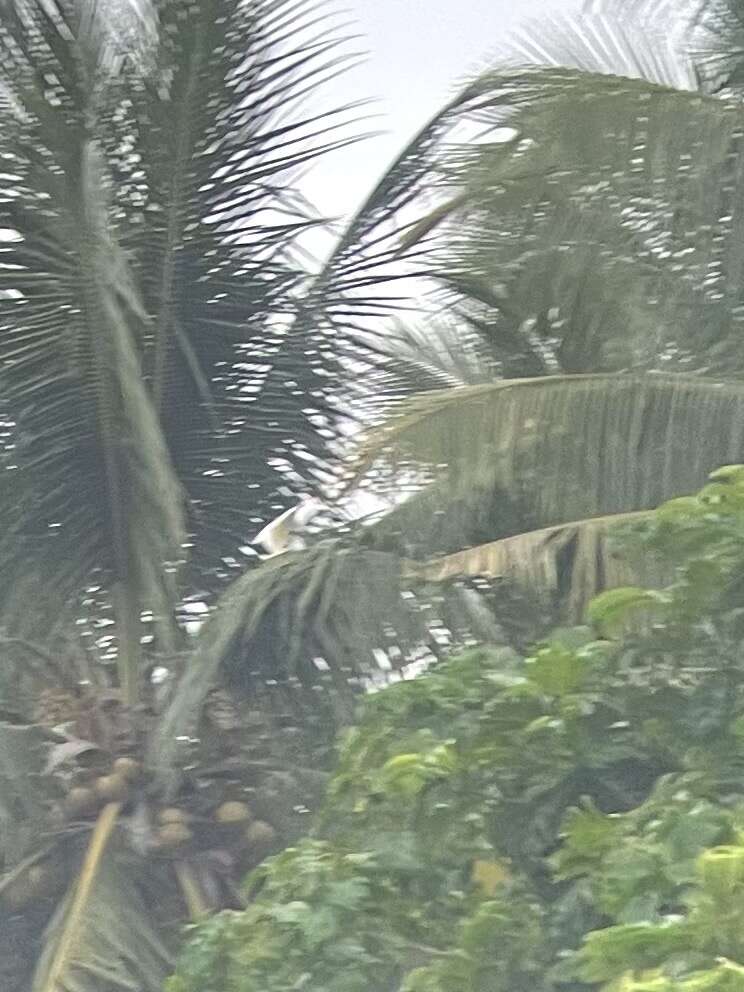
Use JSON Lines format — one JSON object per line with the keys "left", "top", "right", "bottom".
{"left": 169, "top": 466, "right": 744, "bottom": 991}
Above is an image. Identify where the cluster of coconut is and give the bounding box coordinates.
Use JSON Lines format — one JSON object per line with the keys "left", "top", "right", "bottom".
{"left": 61, "top": 755, "right": 277, "bottom": 860}
{"left": 63, "top": 755, "right": 143, "bottom": 818}
{"left": 3, "top": 785, "right": 278, "bottom": 916}
{"left": 153, "top": 801, "right": 276, "bottom": 856}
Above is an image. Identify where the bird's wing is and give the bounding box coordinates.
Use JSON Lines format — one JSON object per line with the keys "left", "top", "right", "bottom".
{"left": 253, "top": 508, "right": 295, "bottom": 554}
{"left": 292, "top": 498, "right": 323, "bottom": 527}
{"left": 252, "top": 500, "right": 324, "bottom": 554}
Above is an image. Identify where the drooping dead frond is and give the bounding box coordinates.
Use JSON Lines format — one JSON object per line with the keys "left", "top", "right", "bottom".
{"left": 407, "top": 511, "right": 661, "bottom": 623}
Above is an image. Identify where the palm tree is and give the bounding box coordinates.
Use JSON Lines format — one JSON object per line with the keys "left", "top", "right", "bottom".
{"left": 4, "top": 0, "right": 744, "bottom": 987}
{"left": 324, "top": 0, "right": 744, "bottom": 606}
{"left": 0, "top": 0, "right": 380, "bottom": 987}
{"left": 160, "top": 0, "right": 744, "bottom": 724}
{"left": 153, "top": 0, "right": 744, "bottom": 769}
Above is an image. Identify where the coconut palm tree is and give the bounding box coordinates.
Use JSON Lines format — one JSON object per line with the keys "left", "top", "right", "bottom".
{"left": 5, "top": 0, "right": 744, "bottom": 988}
{"left": 158, "top": 0, "right": 744, "bottom": 731}
{"left": 0, "top": 0, "right": 385, "bottom": 987}
{"left": 152, "top": 0, "right": 744, "bottom": 768}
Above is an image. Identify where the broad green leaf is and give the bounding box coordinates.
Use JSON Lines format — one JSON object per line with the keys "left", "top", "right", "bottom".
{"left": 380, "top": 747, "right": 456, "bottom": 796}
{"left": 588, "top": 586, "right": 667, "bottom": 635}
{"left": 554, "top": 801, "right": 622, "bottom": 878}
{"left": 579, "top": 922, "right": 692, "bottom": 982}
{"left": 526, "top": 644, "right": 588, "bottom": 697}
{"left": 708, "top": 465, "right": 744, "bottom": 484}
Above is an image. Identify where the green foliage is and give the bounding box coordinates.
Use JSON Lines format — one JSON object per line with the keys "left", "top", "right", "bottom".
{"left": 167, "top": 843, "right": 402, "bottom": 992}
{"left": 167, "top": 837, "right": 550, "bottom": 992}
{"left": 17, "top": 0, "right": 744, "bottom": 987}
{"left": 168, "top": 466, "right": 744, "bottom": 991}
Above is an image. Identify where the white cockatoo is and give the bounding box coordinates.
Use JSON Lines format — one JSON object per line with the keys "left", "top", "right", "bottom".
{"left": 252, "top": 497, "right": 323, "bottom": 556}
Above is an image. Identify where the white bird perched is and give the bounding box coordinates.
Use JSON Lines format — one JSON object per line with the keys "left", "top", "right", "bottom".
{"left": 252, "top": 498, "right": 323, "bottom": 557}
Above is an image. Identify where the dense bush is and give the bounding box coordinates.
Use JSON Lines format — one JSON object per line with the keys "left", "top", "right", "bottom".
{"left": 168, "top": 466, "right": 744, "bottom": 992}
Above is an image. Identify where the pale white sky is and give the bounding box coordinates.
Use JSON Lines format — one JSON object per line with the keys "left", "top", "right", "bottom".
{"left": 302, "top": 0, "right": 578, "bottom": 224}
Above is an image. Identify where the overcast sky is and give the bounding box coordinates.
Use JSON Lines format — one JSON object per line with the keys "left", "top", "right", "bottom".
{"left": 302, "top": 0, "right": 578, "bottom": 224}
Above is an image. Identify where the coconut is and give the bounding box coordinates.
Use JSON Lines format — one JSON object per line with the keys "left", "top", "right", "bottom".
{"left": 214, "top": 801, "right": 253, "bottom": 825}
{"left": 157, "top": 806, "right": 191, "bottom": 825}
{"left": 94, "top": 773, "right": 129, "bottom": 803}
{"left": 156, "top": 821, "right": 193, "bottom": 850}
{"left": 64, "top": 785, "right": 98, "bottom": 818}
{"left": 112, "top": 756, "right": 142, "bottom": 782}
{"left": 243, "top": 820, "right": 276, "bottom": 851}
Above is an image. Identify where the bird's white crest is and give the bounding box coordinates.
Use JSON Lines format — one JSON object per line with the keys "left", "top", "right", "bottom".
{"left": 252, "top": 498, "right": 323, "bottom": 556}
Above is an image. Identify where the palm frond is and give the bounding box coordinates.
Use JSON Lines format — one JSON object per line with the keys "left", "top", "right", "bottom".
{"left": 594, "top": 0, "right": 741, "bottom": 96}
{"left": 152, "top": 4, "right": 744, "bottom": 777}
{"left": 236, "top": 10, "right": 718, "bottom": 507}
{"left": 32, "top": 840, "right": 173, "bottom": 992}
{"left": 256, "top": 3, "right": 744, "bottom": 446}
{"left": 114, "top": 0, "right": 366, "bottom": 586}
{"left": 0, "top": 720, "right": 54, "bottom": 866}
{"left": 361, "top": 315, "right": 499, "bottom": 391}
{"left": 407, "top": 510, "right": 662, "bottom": 623}
{"left": 151, "top": 526, "right": 532, "bottom": 789}
{"left": 500, "top": 4, "right": 697, "bottom": 88}
{"left": 35, "top": 801, "right": 122, "bottom": 992}
{"left": 156, "top": 365, "right": 744, "bottom": 784}
{"left": 247, "top": 74, "right": 507, "bottom": 480}
{"left": 435, "top": 204, "right": 702, "bottom": 378}
{"left": 0, "top": 0, "right": 186, "bottom": 694}
{"left": 359, "top": 473, "right": 529, "bottom": 559}
{"left": 150, "top": 540, "right": 430, "bottom": 783}
{"left": 691, "top": 0, "right": 744, "bottom": 96}
{"left": 433, "top": 65, "right": 744, "bottom": 372}
{"left": 351, "top": 374, "right": 744, "bottom": 533}
{"left": 253, "top": 33, "right": 744, "bottom": 465}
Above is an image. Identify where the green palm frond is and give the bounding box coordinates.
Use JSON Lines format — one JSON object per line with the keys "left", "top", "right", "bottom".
{"left": 351, "top": 374, "right": 744, "bottom": 534}
{"left": 692, "top": 2, "right": 744, "bottom": 93}
{"left": 251, "top": 0, "right": 744, "bottom": 437}
{"left": 0, "top": 0, "right": 186, "bottom": 696}
{"left": 150, "top": 541, "right": 429, "bottom": 780}
{"left": 262, "top": 74, "right": 508, "bottom": 441}
{"left": 610, "top": 0, "right": 744, "bottom": 96}
{"left": 360, "top": 472, "right": 528, "bottom": 559}
{"left": 424, "top": 66, "right": 744, "bottom": 377}
{"left": 501, "top": 3, "right": 696, "bottom": 87}
{"left": 32, "top": 840, "right": 173, "bottom": 992}
{"left": 151, "top": 529, "right": 521, "bottom": 787}
{"left": 0, "top": 720, "right": 52, "bottom": 866}
{"left": 155, "top": 20, "right": 744, "bottom": 766}
{"left": 436, "top": 205, "right": 700, "bottom": 378}
{"left": 270, "top": 12, "right": 744, "bottom": 437}
{"left": 0, "top": 0, "right": 367, "bottom": 672}
{"left": 115, "top": 0, "right": 365, "bottom": 585}
{"left": 361, "top": 315, "right": 499, "bottom": 391}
